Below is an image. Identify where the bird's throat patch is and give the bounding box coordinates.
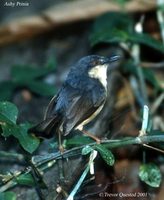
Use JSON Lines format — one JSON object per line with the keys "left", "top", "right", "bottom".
{"left": 88, "top": 65, "right": 107, "bottom": 88}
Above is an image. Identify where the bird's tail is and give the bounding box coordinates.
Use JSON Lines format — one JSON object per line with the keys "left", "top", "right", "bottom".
{"left": 28, "top": 115, "right": 62, "bottom": 139}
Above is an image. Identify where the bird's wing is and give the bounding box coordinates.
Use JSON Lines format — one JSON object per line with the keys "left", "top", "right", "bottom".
{"left": 28, "top": 117, "right": 58, "bottom": 138}
{"left": 44, "top": 95, "right": 58, "bottom": 120}
{"left": 62, "top": 85, "right": 106, "bottom": 135}
{"left": 29, "top": 94, "right": 62, "bottom": 138}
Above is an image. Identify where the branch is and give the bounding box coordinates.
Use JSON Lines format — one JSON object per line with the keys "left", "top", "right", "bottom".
{"left": 31, "top": 135, "right": 164, "bottom": 167}
{"left": 1, "top": 134, "right": 163, "bottom": 192}
{"left": 141, "top": 61, "right": 164, "bottom": 68}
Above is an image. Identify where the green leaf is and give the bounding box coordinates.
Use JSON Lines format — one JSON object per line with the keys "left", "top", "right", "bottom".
{"left": 0, "top": 101, "right": 39, "bottom": 153}
{"left": 92, "top": 12, "right": 133, "bottom": 36}
{"left": 90, "top": 12, "right": 164, "bottom": 53}
{"left": 90, "top": 12, "right": 133, "bottom": 46}
{"left": 0, "top": 59, "right": 56, "bottom": 100}
{"left": 0, "top": 101, "right": 18, "bottom": 124}
{"left": 1, "top": 123, "right": 40, "bottom": 153}
{"left": 12, "top": 79, "right": 55, "bottom": 96}
{"left": 11, "top": 64, "right": 55, "bottom": 82}
{"left": 123, "top": 60, "right": 162, "bottom": 90}
{"left": 141, "top": 68, "right": 162, "bottom": 90}
{"left": 65, "top": 136, "right": 94, "bottom": 148}
{"left": 16, "top": 173, "right": 35, "bottom": 186}
{"left": 1, "top": 123, "right": 14, "bottom": 137}
{"left": 129, "top": 33, "right": 164, "bottom": 53}
{"left": 45, "top": 57, "right": 57, "bottom": 69}
{"left": 10, "top": 63, "right": 56, "bottom": 97}
{"left": 13, "top": 123, "right": 40, "bottom": 154}
{"left": 0, "top": 192, "right": 16, "bottom": 200}
{"left": 95, "top": 144, "right": 115, "bottom": 166}
{"left": 139, "top": 163, "right": 162, "bottom": 187}
{"left": 82, "top": 145, "right": 93, "bottom": 155}
{"left": 25, "top": 81, "right": 55, "bottom": 96}
{"left": 90, "top": 29, "right": 128, "bottom": 46}
{"left": 0, "top": 81, "right": 15, "bottom": 101}
{"left": 91, "top": 29, "right": 164, "bottom": 53}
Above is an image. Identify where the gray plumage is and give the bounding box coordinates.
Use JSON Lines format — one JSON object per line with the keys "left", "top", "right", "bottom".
{"left": 29, "top": 55, "right": 119, "bottom": 138}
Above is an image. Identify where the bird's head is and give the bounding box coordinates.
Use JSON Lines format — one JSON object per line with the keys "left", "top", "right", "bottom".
{"left": 86, "top": 54, "right": 120, "bottom": 68}
{"left": 78, "top": 54, "right": 120, "bottom": 72}
{"left": 78, "top": 55, "right": 120, "bottom": 87}
{"left": 67, "top": 54, "right": 120, "bottom": 89}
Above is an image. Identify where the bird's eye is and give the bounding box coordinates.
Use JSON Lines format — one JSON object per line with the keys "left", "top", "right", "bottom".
{"left": 91, "top": 60, "right": 99, "bottom": 66}
{"left": 100, "top": 58, "right": 109, "bottom": 65}
{"left": 100, "top": 59, "right": 104, "bottom": 64}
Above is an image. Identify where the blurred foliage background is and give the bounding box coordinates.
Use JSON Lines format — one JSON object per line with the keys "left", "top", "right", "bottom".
{"left": 0, "top": 0, "right": 164, "bottom": 200}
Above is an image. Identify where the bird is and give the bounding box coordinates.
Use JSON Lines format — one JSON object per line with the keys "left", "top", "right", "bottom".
{"left": 29, "top": 55, "right": 120, "bottom": 143}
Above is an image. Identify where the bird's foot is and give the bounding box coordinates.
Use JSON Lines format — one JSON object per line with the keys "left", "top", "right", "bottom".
{"left": 59, "top": 145, "right": 65, "bottom": 154}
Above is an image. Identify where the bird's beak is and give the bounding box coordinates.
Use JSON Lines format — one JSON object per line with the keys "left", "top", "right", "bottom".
{"left": 101, "top": 55, "right": 121, "bottom": 65}
{"left": 103, "top": 55, "right": 121, "bottom": 69}
{"left": 108, "top": 55, "right": 121, "bottom": 63}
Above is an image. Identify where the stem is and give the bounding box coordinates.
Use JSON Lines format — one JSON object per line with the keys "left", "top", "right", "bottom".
{"left": 103, "top": 135, "right": 164, "bottom": 148}
{"left": 66, "top": 150, "right": 97, "bottom": 200}
{"left": 67, "top": 166, "right": 90, "bottom": 200}
{"left": 1, "top": 135, "right": 164, "bottom": 192}
{"left": 157, "top": 0, "right": 164, "bottom": 44}
{"left": 132, "top": 16, "right": 149, "bottom": 106}
{"left": 140, "top": 105, "right": 149, "bottom": 136}
{"left": 32, "top": 135, "right": 164, "bottom": 166}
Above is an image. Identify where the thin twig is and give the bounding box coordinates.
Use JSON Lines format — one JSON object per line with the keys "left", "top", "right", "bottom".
{"left": 132, "top": 16, "right": 149, "bottom": 106}
{"left": 66, "top": 150, "right": 97, "bottom": 200}
{"left": 143, "top": 144, "right": 164, "bottom": 154}
{"left": 130, "top": 76, "right": 145, "bottom": 107}
{"left": 157, "top": 0, "right": 164, "bottom": 44}
{"left": 141, "top": 61, "right": 164, "bottom": 68}
{"left": 151, "top": 92, "right": 164, "bottom": 114}
{"left": 140, "top": 105, "right": 149, "bottom": 136}
{"left": 139, "top": 105, "right": 164, "bottom": 154}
